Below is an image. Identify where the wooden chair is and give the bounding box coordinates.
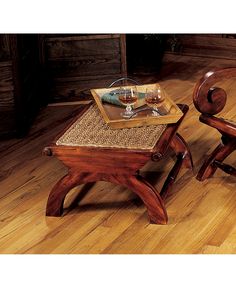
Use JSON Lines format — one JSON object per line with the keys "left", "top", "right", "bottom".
{"left": 193, "top": 68, "right": 236, "bottom": 181}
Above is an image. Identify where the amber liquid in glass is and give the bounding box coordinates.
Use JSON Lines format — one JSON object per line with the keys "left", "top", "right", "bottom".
{"left": 145, "top": 94, "right": 164, "bottom": 108}
{"left": 119, "top": 94, "right": 138, "bottom": 105}
{"left": 118, "top": 87, "right": 138, "bottom": 118}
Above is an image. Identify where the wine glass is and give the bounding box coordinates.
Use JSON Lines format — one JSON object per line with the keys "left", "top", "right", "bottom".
{"left": 118, "top": 87, "right": 138, "bottom": 118}
{"left": 145, "top": 87, "right": 165, "bottom": 116}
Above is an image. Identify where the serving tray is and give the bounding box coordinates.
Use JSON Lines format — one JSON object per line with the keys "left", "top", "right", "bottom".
{"left": 90, "top": 83, "right": 183, "bottom": 129}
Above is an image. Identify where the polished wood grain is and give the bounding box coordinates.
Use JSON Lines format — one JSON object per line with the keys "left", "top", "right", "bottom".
{"left": 0, "top": 54, "right": 236, "bottom": 254}
{"left": 44, "top": 104, "right": 191, "bottom": 225}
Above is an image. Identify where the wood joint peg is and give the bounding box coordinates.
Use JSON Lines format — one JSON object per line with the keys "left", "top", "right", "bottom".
{"left": 152, "top": 152, "right": 163, "bottom": 162}
{"left": 43, "top": 147, "right": 53, "bottom": 156}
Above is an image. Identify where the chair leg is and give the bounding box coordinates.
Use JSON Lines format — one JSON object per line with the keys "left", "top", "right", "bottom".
{"left": 197, "top": 138, "right": 236, "bottom": 181}
{"left": 214, "top": 160, "right": 236, "bottom": 176}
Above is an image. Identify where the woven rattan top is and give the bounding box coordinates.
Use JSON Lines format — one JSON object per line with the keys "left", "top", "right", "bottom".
{"left": 56, "top": 105, "right": 167, "bottom": 150}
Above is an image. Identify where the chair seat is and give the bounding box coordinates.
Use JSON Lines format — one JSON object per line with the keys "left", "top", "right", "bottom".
{"left": 56, "top": 105, "right": 167, "bottom": 150}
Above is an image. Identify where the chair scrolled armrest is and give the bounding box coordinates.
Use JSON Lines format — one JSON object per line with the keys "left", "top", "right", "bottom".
{"left": 193, "top": 68, "right": 236, "bottom": 115}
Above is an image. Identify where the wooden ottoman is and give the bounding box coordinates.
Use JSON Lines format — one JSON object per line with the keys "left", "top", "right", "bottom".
{"left": 43, "top": 104, "right": 193, "bottom": 224}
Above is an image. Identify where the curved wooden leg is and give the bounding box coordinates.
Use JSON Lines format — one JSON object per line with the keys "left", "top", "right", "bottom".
{"left": 114, "top": 174, "right": 168, "bottom": 224}
{"left": 170, "top": 133, "right": 193, "bottom": 170}
{"left": 46, "top": 171, "right": 168, "bottom": 224}
{"left": 160, "top": 154, "right": 184, "bottom": 200}
{"left": 197, "top": 140, "right": 236, "bottom": 181}
{"left": 46, "top": 171, "right": 88, "bottom": 216}
{"left": 160, "top": 133, "right": 193, "bottom": 200}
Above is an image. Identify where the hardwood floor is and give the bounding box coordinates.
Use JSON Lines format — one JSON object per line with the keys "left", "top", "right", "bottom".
{"left": 0, "top": 54, "right": 235, "bottom": 254}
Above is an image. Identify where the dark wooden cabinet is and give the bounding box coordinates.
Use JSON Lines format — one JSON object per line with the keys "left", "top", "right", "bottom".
{"left": 39, "top": 34, "right": 127, "bottom": 102}
{"left": 0, "top": 33, "right": 127, "bottom": 137}
{"left": 165, "top": 34, "right": 236, "bottom": 59}
{"left": 0, "top": 34, "right": 41, "bottom": 137}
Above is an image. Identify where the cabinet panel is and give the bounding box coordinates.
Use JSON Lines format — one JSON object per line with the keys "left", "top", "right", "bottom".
{"left": 0, "top": 35, "right": 41, "bottom": 137}
{"left": 40, "top": 34, "right": 127, "bottom": 102}
{"left": 50, "top": 75, "right": 121, "bottom": 101}
{"left": 0, "top": 62, "right": 14, "bottom": 93}
{"left": 0, "top": 108, "right": 16, "bottom": 135}
{"left": 46, "top": 36, "right": 121, "bottom": 59}
{"left": 47, "top": 55, "right": 121, "bottom": 78}
{"left": 0, "top": 35, "right": 11, "bottom": 60}
{"left": 166, "top": 34, "right": 236, "bottom": 59}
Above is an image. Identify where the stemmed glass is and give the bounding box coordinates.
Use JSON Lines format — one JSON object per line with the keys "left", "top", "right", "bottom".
{"left": 145, "top": 86, "right": 165, "bottom": 116}
{"left": 118, "top": 86, "right": 138, "bottom": 118}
